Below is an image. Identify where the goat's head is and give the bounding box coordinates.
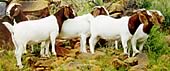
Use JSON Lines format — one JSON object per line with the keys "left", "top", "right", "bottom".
{"left": 128, "top": 9, "right": 154, "bottom": 34}
{"left": 149, "top": 10, "right": 165, "bottom": 25}
{"left": 91, "top": 6, "right": 109, "bottom": 17}
{"left": 54, "top": 5, "right": 76, "bottom": 32}
{"left": 133, "top": 9, "right": 154, "bottom": 25}
{"left": 6, "top": 3, "right": 22, "bottom": 19}
{"left": 62, "top": 5, "right": 76, "bottom": 19}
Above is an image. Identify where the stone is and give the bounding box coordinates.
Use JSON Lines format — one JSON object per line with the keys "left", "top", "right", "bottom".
{"left": 128, "top": 65, "right": 147, "bottom": 71}
{"left": 136, "top": 53, "right": 148, "bottom": 66}
{"left": 124, "top": 57, "right": 138, "bottom": 66}
{"left": 111, "top": 56, "right": 128, "bottom": 69}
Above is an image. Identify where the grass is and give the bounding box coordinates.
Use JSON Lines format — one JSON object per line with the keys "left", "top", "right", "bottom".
{"left": 0, "top": 50, "right": 18, "bottom": 71}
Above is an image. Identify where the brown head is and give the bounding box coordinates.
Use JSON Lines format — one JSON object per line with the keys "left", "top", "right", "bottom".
{"left": 128, "top": 9, "right": 154, "bottom": 34}
{"left": 54, "top": 5, "right": 76, "bottom": 32}
{"left": 130, "top": 9, "right": 162, "bottom": 34}
{"left": 6, "top": 3, "right": 28, "bottom": 23}
{"left": 149, "top": 10, "right": 165, "bottom": 25}
{"left": 91, "top": 6, "right": 109, "bottom": 17}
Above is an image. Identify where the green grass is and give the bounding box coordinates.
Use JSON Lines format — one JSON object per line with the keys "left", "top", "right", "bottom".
{"left": 0, "top": 50, "right": 18, "bottom": 71}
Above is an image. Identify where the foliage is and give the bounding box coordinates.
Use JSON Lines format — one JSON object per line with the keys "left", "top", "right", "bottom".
{"left": 94, "top": 0, "right": 104, "bottom": 6}
{"left": 0, "top": 50, "right": 18, "bottom": 71}
{"left": 144, "top": 26, "right": 169, "bottom": 55}
{"left": 142, "top": 26, "right": 170, "bottom": 70}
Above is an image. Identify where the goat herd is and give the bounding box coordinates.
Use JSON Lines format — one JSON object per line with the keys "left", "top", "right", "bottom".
{"left": 0, "top": 2, "right": 165, "bottom": 69}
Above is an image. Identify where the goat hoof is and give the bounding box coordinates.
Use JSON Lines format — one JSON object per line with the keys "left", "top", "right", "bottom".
{"left": 52, "top": 53, "right": 57, "bottom": 56}
{"left": 132, "top": 52, "right": 140, "bottom": 57}
{"left": 16, "top": 64, "right": 23, "bottom": 69}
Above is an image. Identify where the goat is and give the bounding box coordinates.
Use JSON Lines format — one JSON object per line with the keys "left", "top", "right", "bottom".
{"left": 6, "top": 3, "right": 28, "bottom": 24}
{"left": 89, "top": 9, "right": 153, "bottom": 56}
{"left": 3, "top": 5, "right": 75, "bottom": 69}
{"left": 6, "top": 3, "right": 31, "bottom": 53}
{"left": 57, "top": 6, "right": 109, "bottom": 53}
{"left": 131, "top": 10, "right": 164, "bottom": 56}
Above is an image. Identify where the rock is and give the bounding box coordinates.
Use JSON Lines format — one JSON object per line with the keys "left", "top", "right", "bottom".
{"left": 124, "top": 53, "right": 148, "bottom": 67}
{"left": 118, "top": 53, "right": 129, "bottom": 60}
{"left": 124, "top": 57, "right": 138, "bottom": 66}
{"left": 74, "top": 42, "right": 80, "bottom": 49}
{"left": 56, "top": 46, "right": 70, "bottom": 57}
{"left": 135, "top": 53, "right": 148, "bottom": 66}
{"left": 110, "top": 56, "right": 128, "bottom": 69}
{"left": 33, "top": 58, "right": 55, "bottom": 71}
{"left": 26, "top": 57, "right": 37, "bottom": 67}
{"left": 35, "top": 67, "right": 45, "bottom": 71}
{"left": 128, "top": 65, "right": 147, "bottom": 71}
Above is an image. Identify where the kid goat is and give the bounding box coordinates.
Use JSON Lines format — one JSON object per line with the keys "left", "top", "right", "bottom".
{"left": 3, "top": 5, "right": 75, "bottom": 69}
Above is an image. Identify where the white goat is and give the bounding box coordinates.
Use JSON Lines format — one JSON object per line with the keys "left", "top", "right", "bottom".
{"left": 131, "top": 10, "right": 164, "bottom": 56}
{"left": 3, "top": 15, "right": 59, "bottom": 68}
{"left": 58, "top": 6, "right": 109, "bottom": 53}
{"left": 59, "top": 13, "right": 94, "bottom": 53}
{"left": 89, "top": 15, "right": 132, "bottom": 54}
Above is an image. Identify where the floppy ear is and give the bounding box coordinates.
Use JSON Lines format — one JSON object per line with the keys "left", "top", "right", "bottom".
{"left": 13, "top": 7, "right": 20, "bottom": 17}
{"left": 139, "top": 13, "right": 148, "bottom": 25}
{"left": 63, "top": 7, "right": 69, "bottom": 18}
{"left": 91, "top": 8, "right": 100, "bottom": 17}
{"left": 63, "top": 6, "right": 72, "bottom": 18}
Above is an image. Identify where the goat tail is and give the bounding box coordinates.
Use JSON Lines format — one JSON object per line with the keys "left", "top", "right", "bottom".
{"left": 2, "top": 22, "right": 14, "bottom": 33}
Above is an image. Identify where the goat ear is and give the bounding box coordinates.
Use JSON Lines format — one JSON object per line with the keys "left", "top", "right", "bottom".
{"left": 14, "top": 8, "right": 20, "bottom": 16}
{"left": 139, "top": 14, "right": 148, "bottom": 25}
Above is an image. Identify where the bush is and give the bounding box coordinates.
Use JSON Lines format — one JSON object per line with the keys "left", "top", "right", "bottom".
{"left": 144, "top": 26, "right": 169, "bottom": 56}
